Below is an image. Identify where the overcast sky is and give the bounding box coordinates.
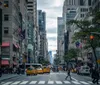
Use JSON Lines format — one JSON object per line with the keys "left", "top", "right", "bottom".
{"left": 37, "top": 0, "right": 64, "bottom": 54}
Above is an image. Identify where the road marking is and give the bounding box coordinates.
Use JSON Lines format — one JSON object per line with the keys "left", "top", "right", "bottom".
{"left": 72, "top": 81, "right": 81, "bottom": 84}
{"left": 80, "top": 81, "right": 89, "bottom": 84}
{"left": 55, "top": 81, "right": 63, "bottom": 84}
{"left": 88, "top": 81, "right": 92, "bottom": 84}
{"left": 71, "top": 77, "right": 78, "bottom": 81}
{"left": 38, "top": 81, "right": 45, "bottom": 84}
{"left": 11, "top": 81, "right": 20, "bottom": 85}
{"left": 29, "top": 81, "right": 37, "bottom": 84}
{"left": 64, "top": 81, "right": 71, "bottom": 84}
{"left": 2, "top": 82, "right": 12, "bottom": 85}
{"left": 20, "top": 81, "right": 28, "bottom": 84}
{"left": 48, "top": 81, "right": 54, "bottom": 84}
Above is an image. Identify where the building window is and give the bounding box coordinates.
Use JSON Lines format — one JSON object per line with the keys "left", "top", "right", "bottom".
{"left": 4, "top": 14, "right": 9, "bottom": 21}
{"left": 28, "top": 9, "right": 33, "bottom": 11}
{"left": 4, "top": 1, "right": 9, "bottom": 7}
{"left": 4, "top": 27, "right": 9, "bottom": 34}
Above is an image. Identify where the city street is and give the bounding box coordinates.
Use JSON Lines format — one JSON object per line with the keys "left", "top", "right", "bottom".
{"left": 0, "top": 71, "right": 96, "bottom": 85}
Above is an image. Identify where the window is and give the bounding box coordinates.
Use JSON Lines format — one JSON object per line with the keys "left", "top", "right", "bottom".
{"left": 27, "top": 5, "right": 33, "bottom": 7}
{"left": 4, "top": 14, "right": 9, "bottom": 21}
{"left": 4, "top": 27, "right": 9, "bottom": 34}
{"left": 4, "top": 1, "right": 9, "bottom": 7}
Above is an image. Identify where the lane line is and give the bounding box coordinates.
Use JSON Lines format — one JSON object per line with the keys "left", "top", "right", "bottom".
{"left": 80, "top": 81, "right": 89, "bottom": 84}
{"left": 20, "top": 81, "right": 28, "bottom": 84}
{"left": 63, "top": 81, "right": 71, "bottom": 84}
{"left": 11, "top": 81, "right": 20, "bottom": 85}
{"left": 72, "top": 81, "right": 81, "bottom": 84}
{"left": 48, "top": 81, "right": 54, "bottom": 84}
{"left": 29, "top": 81, "right": 37, "bottom": 84}
{"left": 2, "top": 82, "right": 12, "bottom": 85}
{"left": 55, "top": 81, "right": 63, "bottom": 84}
{"left": 38, "top": 81, "right": 45, "bottom": 84}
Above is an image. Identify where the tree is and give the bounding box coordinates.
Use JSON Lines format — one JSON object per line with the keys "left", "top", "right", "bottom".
{"left": 54, "top": 57, "right": 61, "bottom": 65}
{"left": 63, "top": 48, "right": 79, "bottom": 63}
{"left": 67, "top": 11, "right": 100, "bottom": 68}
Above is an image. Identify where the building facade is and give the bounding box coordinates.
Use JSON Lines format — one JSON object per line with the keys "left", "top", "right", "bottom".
{"left": 38, "top": 10, "right": 48, "bottom": 63}
{"left": 57, "top": 17, "right": 64, "bottom": 64}
{"left": 0, "top": 0, "right": 26, "bottom": 67}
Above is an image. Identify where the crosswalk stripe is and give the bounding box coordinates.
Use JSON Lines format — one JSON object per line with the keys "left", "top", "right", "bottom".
{"left": 88, "top": 81, "right": 92, "bottom": 84}
{"left": 20, "top": 81, "right": 28, "bottom": 84}
{"left": 29, "top": 81, "right": 37, "bottom": 84}
{"left": 48, "top": 81, "right": 54, "bottom": 84}
{"left": 11, "top": 81, "right": 20, "bottom": 85}
{"left": 38, "top": 81, "right": 45, "bottom": 84}
{"left": 2, "top": 82, "right": 12, "bottom": 85}
{"left": 72, "top": 81, "right": 81, "bottom": 84}
{"left": 64, "top": 81, "right": 71, "bottom": 84}
{"left": 1, "top": 80, "right": 92, "bottom": 85}
{"left": 55, "top": 81, "right": 63, "bottom": 84}
{"left": 80, "top": 81, "right": 89, "bottom": 84}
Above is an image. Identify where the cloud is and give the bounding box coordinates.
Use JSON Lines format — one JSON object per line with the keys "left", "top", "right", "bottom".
{"left": 37, "top": 0, "right": 64, "bottom": 51}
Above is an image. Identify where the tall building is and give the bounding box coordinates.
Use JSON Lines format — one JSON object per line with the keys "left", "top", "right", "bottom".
{"left": 62, "top": 0, "right": 92, "bottom": 64}
{"left": 57, "top": 17, "right": 64, "bottom": 64}
{"left": 63, "top": 0, "right": 78, "bottom": 55}
{"left": 27, "top": 0, "right": 38, "bottom": 63}
{"left": 38, "top": 10, "right": 47, "bottom": 63}
{"left": 0, "top": 0, "right": 28, "bottom": 67}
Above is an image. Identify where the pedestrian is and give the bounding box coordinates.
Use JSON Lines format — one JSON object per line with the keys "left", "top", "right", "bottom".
{"left": 65, "top": 68, "right": 72, "bottom": 80}
{"left": 92, "top": 68, "right": 99, "bottom": 84}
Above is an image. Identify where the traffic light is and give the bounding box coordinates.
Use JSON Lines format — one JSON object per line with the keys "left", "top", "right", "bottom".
{"left": 90, "top": 35, "right": 94, "bottom": 40}
{"left": 0, "top": 8, "right": 2, "bottom": 45}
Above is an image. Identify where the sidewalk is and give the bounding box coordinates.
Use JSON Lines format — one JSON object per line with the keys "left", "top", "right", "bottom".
{"left": 0, "top": 74, "right": 18, "bottom": 81}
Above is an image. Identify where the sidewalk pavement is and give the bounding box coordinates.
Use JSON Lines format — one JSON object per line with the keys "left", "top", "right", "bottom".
{"left": 0, "top": 74, "right": 18, "bottom": 81}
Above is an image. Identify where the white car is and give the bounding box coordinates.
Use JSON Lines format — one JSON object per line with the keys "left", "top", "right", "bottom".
{"left": 79, "top": 66, "right": 90, "bottom": 75}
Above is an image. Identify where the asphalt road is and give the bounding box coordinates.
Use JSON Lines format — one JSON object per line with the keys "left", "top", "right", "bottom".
{"left": 0, "top": 71, "right": 98, "bottom": 85}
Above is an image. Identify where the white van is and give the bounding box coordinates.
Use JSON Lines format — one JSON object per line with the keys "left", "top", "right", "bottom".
{"left": 79, "top": 65, "right": 90, "bottom": 75}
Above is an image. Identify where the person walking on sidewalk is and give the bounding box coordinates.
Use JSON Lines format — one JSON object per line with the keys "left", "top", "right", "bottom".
{"left": 65, "top": 68, "right": 72, "bottom": 80}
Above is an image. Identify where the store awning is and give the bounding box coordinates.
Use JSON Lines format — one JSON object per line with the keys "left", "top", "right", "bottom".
{"left": 1, "top": 60, "right": 9, "bottom": 65}
{"left": 1, "top": 42, "right": 10, "bottom": 47}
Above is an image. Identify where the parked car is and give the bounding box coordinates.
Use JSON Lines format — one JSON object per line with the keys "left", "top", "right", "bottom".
{"left": 78, "top": 65, "right": 90, "bottom": 75}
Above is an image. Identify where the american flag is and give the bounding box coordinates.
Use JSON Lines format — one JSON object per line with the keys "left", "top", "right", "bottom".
{"left": 18, "top": 28, "right": 21, "bottom": 34}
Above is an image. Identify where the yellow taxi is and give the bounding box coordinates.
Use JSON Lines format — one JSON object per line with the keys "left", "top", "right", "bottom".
{"left": 43, "top": 66, "right": 50, "bottom": 73}
{"left": 26, "top": 67, "right": 37, "bottom": 76}
{"left": 36, "top": 67, "right": 44, "bottom": 74}
{"left": 71, "top": 68, "right": 77, "bottom": 73}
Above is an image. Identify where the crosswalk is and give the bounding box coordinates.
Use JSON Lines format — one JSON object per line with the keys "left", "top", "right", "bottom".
{"left": 1, "top": 80, "right": 96, "bottom": 85}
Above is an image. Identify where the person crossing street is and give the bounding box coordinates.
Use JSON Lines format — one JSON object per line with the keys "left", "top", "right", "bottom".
{"left": 65, "top": 68, "right": 72, "bottom": 80}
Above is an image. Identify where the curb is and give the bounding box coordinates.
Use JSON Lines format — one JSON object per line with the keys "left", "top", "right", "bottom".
{"left": 0, "top": 75, "right": 18, "bottom": 82}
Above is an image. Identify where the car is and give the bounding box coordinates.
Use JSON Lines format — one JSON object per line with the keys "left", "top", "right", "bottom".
{"left": 36, "top": 67, "right": 44, "bottom": 74}
{"left": 71, "top": 68, "right": 77, "bottom": 73}
{"left": 78, "top": 66, "right": 90, "bottom": 75}
{"left": 26, "top": 67, "right": 37, "bottom": 76}
{"left": 43, "top": 66, "right": 50, "bottom": 73}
